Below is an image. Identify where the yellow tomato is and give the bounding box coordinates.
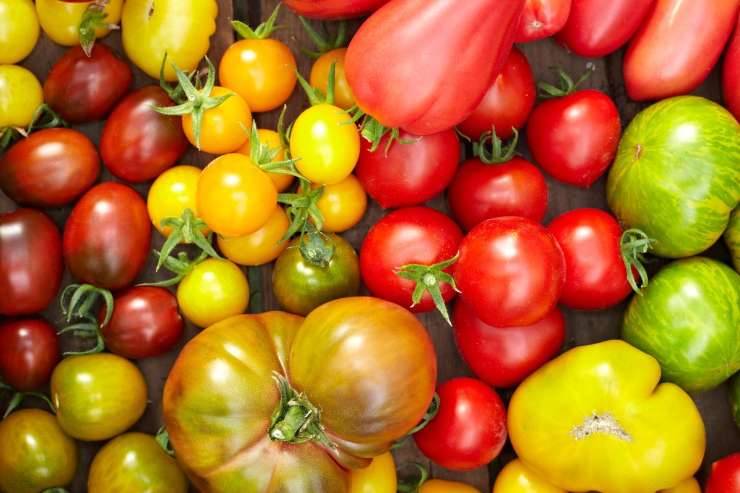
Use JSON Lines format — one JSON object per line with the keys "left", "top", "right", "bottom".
{"left": 0, "top": 0, "right": 39, "bottom": 64}
{"left": 349, "top": 452, "right": 397, "bottom": 493}
{"left": 147, "top": 165, "right": 205, "bottom": 237}
{"left": 122, "top": 0, "right": 217, "bottom": 81}
{"left": 311, "top": 48, "right": 355, "bottom": 110}
{"left": 0, "top": 65, "right": 42, "bottom": 128}
{"left": 315, "top": 174, "right": 367, "bottom": 233}
{"left": 177, "top": 258, "right": 249, "bottom": 328}
{"left": 660, "top": 478, "right": 701, "bottom": 493}
{"left": 36, "top": 0, "right": 122, "bottom": 46}
{"left": 493, "top": 460, "right": 566, "bottom": 493}
{"left": 290, "top": 103, "right": 360, "bottom": 185}
{"left": 237, "top": 128, "right": 294, "bottom": 192}
{"left": 197, "top": 153, "right": 277, "bottom": 238}
{"left": 182, "top": 86, "right": 251, "bottom": 154}
{"left": 217, "top": 206, "right": 290, "bottom": 266}
{"left": 421, "top": 479, "right": 481, "bottom": 493}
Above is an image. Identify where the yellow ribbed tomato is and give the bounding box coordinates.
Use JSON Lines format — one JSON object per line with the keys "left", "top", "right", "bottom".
{"left": 36, "top": 0, "right": 122, "bottom": 46}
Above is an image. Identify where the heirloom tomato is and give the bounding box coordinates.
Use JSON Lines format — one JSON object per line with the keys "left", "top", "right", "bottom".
{"left": 0, "top": 409, "right": 77, "bottom": 493}
{"left": 237, "top": 128, "right": 294, "bottom": 192}
{"left": 349, "top": 452, "right": 397, "bottom": 493}
{"left": 0, "top": 318, "right": 59, "bottom": 391}
{"left": 285, "top": 0, "right": 390, "bottom": 19}
{"left": 493, "top": 459, "right": 566, "bottom": 493}
{"left": 0, "top": 0, "right": 39, "bottom": 64}
{"left": 217, "top": 207, "right": 290, "bottom": 266}
{"left": 0, "top": 65, "right": 42, "bottom": 129}
{"left": 515, "top": 0, "right": 572, "bottom": 43}
{"left": 147, "top": 165, "right": 204, "bottom": 237}
{"left": 164, "top": 300, "right": 437, "bottom": 491}
{"left": 315, "top": 174, "right": 367, "bottom": 233}
{"left": 311, "top": 48, "right": 355, "bottom": 110}
{"left": 706, "top": 453, "right": 740, "bottom": 493}
{"left": 508, "top": 340, "right": 705, "bottom": 493}
{"left": 35, "top": 0, "right": 123, "bottom": 46}
{"left": 724, "top": 16, "right": 740, "bottom": 120}
{"left": 0, "top": 209, "right": 62, "bottom": 316}
{"left": 177, "top": 258, "right": 249, "bottom": 328}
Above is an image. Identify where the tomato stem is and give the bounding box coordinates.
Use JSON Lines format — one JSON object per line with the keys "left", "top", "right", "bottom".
{"left": 392, "top": 393, "right": 441, "bottom": 449}
{"left": 474, "top": 127, "right": 519, "bottom": 164}
{"left": 232, "top": 3, "right": 283, "bottom": 40}
{"left": 0, "top": 384, "right": 55, "bottom": 418}
{"left": 298, "top": 17, "right": 347, "bottom": 58}
{"left": 396, "top": 256, "right": 460, "bottom": 325}
{"left": 295, "top": 61, "right": 337, "bottom": 106}
{"left": 156, "top": 426, "right": 175, "bottom": 457}
{"left": 538, "top": 63, "right": 595, "bottom": 98}
{"left": 78, "top": 0, "right": 117, "bottom": 58}
{"left": 244, "top": 120, "right": 305, "bottom": 180}
{"left": 396, "top": 463, "right": 430, "bottom": 493}
{"left": 142, "top": 250, "right": 209, "bottom": 288}
{"left": 157, "top": 209, "right": 221, "bottom": 272}
{"left": 278, "top": 182, "right": 336, "bottom": 266}
{"left": 60, "top": 284, "right": 114, "bottom": 327}
{"left": 620, "top": 229, "right": 653, "bottom": 294}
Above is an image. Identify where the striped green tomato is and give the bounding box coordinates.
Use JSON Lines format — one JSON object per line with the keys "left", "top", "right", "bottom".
{"left": 725, "top": 207, "right": 740, "bottom": 272}
{"left": 607, "top": 96, "right": 740, "bottom": 258}
{"left": 622, "top": 257, "right": 740, "bottom": 392}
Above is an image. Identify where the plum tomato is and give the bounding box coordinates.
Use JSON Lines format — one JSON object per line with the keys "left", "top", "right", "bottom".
{"left": 0, "top": 318, "right": 60, "bottom": 391}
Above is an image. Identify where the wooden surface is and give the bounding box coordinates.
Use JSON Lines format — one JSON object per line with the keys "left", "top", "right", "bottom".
{"left": 1, "top": 0, "right": 738, "bottom": 491}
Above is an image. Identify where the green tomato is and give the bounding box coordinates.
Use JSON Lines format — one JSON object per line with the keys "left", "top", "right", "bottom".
{"left": 731, "top": 373, "right": 740, "bottom": 430}
{"left": 622, "top": 257, "right": 740, "bottom": 392}
{"left": 607, "top": 96, "right": 740, "bottom": 258}
{"left": 725, "top": 207, "right": 740, "bottom": 272}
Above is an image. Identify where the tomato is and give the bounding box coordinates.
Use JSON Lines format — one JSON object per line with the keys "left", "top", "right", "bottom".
{"left": 453, "top": 301, "right": 564, "bottom": 388}
{"left": 624, "top": 0, "right": 739, "bottom": 101}
{"left": 0, "top": 65, "right": 42, "bottom": 129}
{"left": 285, "top": 0, "right": 390, "bottom": 19}
{"left": 182, "top": 86, "right": 252, "bottom": 155}
{"left": 217, "top": 206, "right": 290, "bottom": 266}
{"left": 0, "top": 128, "right": 99, "bottom": 207}
{"left": 311, "top": 48, "right": 355, "bottom": 110}
{"left": 88, "top": 432, "right": 188, "bottom": 493}
{"left": 355, "top": 129, "right": 459, "bottom": 208}
{"left": 315, "top": 174, "right": 367, "bottom": 232}
{"left": 493, "top": 459, "right": 566, "bottom": 493}
{"left": 237, "top": 128, "right": 294, "bottom": 192}
{"left": 454, "top": 217, "right": 565, "bottom": 328}
{"left": 147, "top": 165, "right": 203, "bottom": 237}
{"left": 349, "top": 452, "right": 397, "bottom": 493}
{"left": 197, "top": 153, "right": 277, "bottom": 238}
{"left": 121, "top": 0, "right": 217, "bottom": 81}
{"left": 0, "top": 409, "right": 77, "bottom": 493}
{"left": 414, "top": 377, "right": 507, "bottom": 471}
{"left": 273, "top": 234, "right": 360, "bottom": 315}
{"left": 35, "top": 0, "right": 123, "bottom": 46}
{"left": 0, "top": 209, "right": 62, "bottom": 316}
{"left": 63, "top": 183, "right": 152, "bottom": 290}
{"left": 515, "top": 0, "right": 572, "bottom": 42}
{"left": 0, "top": 0, "right": 39, "bottom": 64}
{"left": 0, "top": 319, "right": 59, "bottom": 391}
{"left": 51, "top": 352, "right": 147, "bottom": 441}
{"left": 662, "top": 478, "right": 702, "bottom": 493}
{"left": 345, "top": 0, "right": 524, "bottom": 136}
{"left": 724, "top": 14, "right": 740, "bottom": 120}
{"left": 556, "top": 0, "right": 655, "bottom": 57}
{"left": 707, "top": 453, "right": 740, "bottom": 493}
{"left": 177, "top": 258, "right": 249, "bottom": 328}
{"left": 419, "top": 480, "right": 480, "bottom": 493}
{"left": 458, "top": 47, "right": 536, "bottom": 141}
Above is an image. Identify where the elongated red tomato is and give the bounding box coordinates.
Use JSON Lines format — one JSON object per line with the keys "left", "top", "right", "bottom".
{"left": 624, "top": 0, "right": 740, "bottom": 101}
{"left": 346, "top": 0, "right": 525, "bottom": 135}
{"left": 515, "top": 0, "right": 572, "bottom": 42}
{"left": 724, "top": 15, "right": 740, "bottom": 120}
{"left": 285, "top": 0, "right": 390, "bottom": 19}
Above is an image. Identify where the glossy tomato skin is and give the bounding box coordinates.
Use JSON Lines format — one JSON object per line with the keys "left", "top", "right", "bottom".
{"left": 706, "top": 453, "right": 740, "bottom": 493}
{"left": 0, "top": 318, "right": 60, "bottom": 391}
{"left": 527, "top": 89, "right": 621, "bottom": 187}
{"left": 515, "top": 0, "right": 572, "bottom": 43}
{"left": 360, "top": 207, "right": 462, "bottom": 312}
{"left": 448, "top": 156, "right": 548, "bottom": 231}
{"left": 356, "top": 129, "right": 459, "bottom": 208}
{"left": 285, "top": 0, "right": 390, "bottom": 19}
{"left": 349, "top": 452, "right": 397, "bottom": 493}
{"left": 453, "top": 301, "right": 564, "bottom": 388}
{"left": 44, "top": 44, "right": 132, "bottom": 124}
{"left": 547, "top": 208, "right": 631, "bottom": 310}
{"left": 0, "top": 65, "right": 43, "bottom": 128}
{"left": 724, "top": 16, "right": 740, "bottom": 120}
{"left": 0, "top": 209, "right": 62, "bottom": 316}
{"left": 0, "top": 128, "right": 99, "bottom": 207}
{"left": 100, "top": 85, "right": 189, "bottom": 183}
{"left": 414, "top": 377, "right": 507, "bottom": 471}
{"left": 624, "top": 0, "right": 739, "bottom": 101}
{"left": 455, "top": 217, "right": 565, "bottom": 327}
{"left": 63, "top": 183, "right": 151, "bottom": 290}
{"left": 98, "top": 287, "right": 184, "bottom": 360}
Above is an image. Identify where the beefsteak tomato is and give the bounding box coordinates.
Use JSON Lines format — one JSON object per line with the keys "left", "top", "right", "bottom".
{"left": 285, "top": 0, "right": 390, "bottom": 19}
{"left": 0, "top": 318, "right": 59, "bottom": 391}
{"left": 725, "top": 14, "right": 740, "bottom": 120}
{"left": 515, "top": 0, "right": 572, "bottom": 42}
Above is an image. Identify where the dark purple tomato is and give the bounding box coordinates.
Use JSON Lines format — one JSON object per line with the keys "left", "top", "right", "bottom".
{"left": 0, "top": 319, "right": 60, "bottom": 391}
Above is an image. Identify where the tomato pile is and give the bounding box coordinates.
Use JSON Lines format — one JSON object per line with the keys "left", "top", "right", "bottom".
{"left": 0, "top": 0, "right": 739, "bottom": 492}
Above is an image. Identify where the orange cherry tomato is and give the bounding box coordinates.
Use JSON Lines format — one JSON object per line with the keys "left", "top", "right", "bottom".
{"left": 311, "top": 47, "right": 355, "bottom": 110}
{"left": 182, "top": 86, "right": 251, "bottom": 154}
{"left": 237, "top": 128, "right": 294, "bottom": 192}
{"left": 314, "top": 174, "right": 367, "bottom": 233}
{"left": 217, "top": 206, "right": 290, "bottom": 266}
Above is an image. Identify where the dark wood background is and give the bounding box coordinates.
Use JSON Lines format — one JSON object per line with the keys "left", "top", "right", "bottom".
{"left": 2, "top": 0, "right": 738, "bottom": 491}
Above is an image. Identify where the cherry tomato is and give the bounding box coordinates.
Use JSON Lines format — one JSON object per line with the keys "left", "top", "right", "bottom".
{"left": 237, "top": 128, "right": 294, "bottom": 192}
{"left": 315, "top": 174, "right": 367, "bottom": 232}
{"left": 0, "top": 0, "right": 39, "bottom": 64}
{"left": 217, "top": 206, "right": 290, "bottom": 266}
{"left": 421, "top": 480, "right": 480, "bottom": 493}
{"left": 0, "top": 319, "right": 60, "bottom": 391}
{"left": 0, "top": 65, "right": 43, "bottom": 128}
{"left": 0, "top": 128, "right": 100, "bottom": 207}
{"left": 0, "top": 209, "right": 62, "bottom": 316}
{"left": 515, "top": 0, "right": 572, "bottom": 42}
{"left": 35, "top": 0, "right": 123, "bottom": 46}
{"left": 547, "top": 208, "right": 631, "bottom": 310}
{"left": 493, "top": 459, "right": 566, "bottom": 493}
{"left": 197, "top": 153, "right": 278, "bottom": 238}
{"left": 147, "top": 165, "right": 204, "bottom": 237}
{"left": 182, "top": 86, "right": 252, "bottom": 155}
{"left": 177, "top": 258, "right": 249, "bottom": 328}
{"left": 706, "top": 453, "right": 740, "bottom": 493}
{"left": 414, "top": 377, "right": 507, "bottom": 471}
{"left": 311, "top": 47, "right": 355, "bottom": 110}
{"left": 453, "top": 300, "right": 564, "bottom": 388}
{"left": 355, "top": 129, "right": 459, "bottom": 208}
{"left": 454, "top": 216, "right": 565, "bottom": 328}
{"left": 349, "top": 452, "right": 397, "bottom": 493}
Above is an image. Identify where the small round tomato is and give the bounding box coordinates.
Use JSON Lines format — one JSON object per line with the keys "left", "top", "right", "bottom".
{"left": 197, "top": 153, "right": 277, "bottom": 238}
{"left": 290, "top": 103, "right": 360, "bottom": 185}
{"left": 493, "top": 459, "right": 566, "bottom": 493}
{"left": 237, "top": 128, "right": 294, "bottom": 192}
{"left": 217, "top": 206, "right": 290, "bottom": 266}
{"left": 414, "top": 377, "right": 507, "bottom": 471}
{"left": 0, "top": 0, "right": 39, "bottom": 64}
{"left": 315, "top": 174, "right": 367, "bottom": 232}
{"left": 51, "top": 353, "right": 147, "bottom": 441}
{"left": 35, "top": 0, "right": 123, "bottom": 46}
{"left": 0, "top": 318, "right": 59, "bottom": 391}
{"left": 0, "top": 409, "right": 77, "bottom": 493}
{"left": 311, "top": 48, "right": 355, "bottom": 110}
{"left": 706, "top": 453, "right": 740, "bottom": 493}
{"left": 147, "top": 165, "right": 204, "bottom": 236}
{"left": 349, "top": 452, "right": 397, "bottom": 493}
{"left": 0, "top": 65, "right": 43, "bottom": 128}
{"left": 177, "top": 258, "right": 249, "bottom": 327}
{"left": 182, "top": 86, "right": 252, "bottom": 154}
{"left": 421, "top": 480, "right": 480, "bottom": 493}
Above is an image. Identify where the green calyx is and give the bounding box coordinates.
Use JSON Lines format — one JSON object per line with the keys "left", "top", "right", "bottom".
{"left": 538, "top": 63, "right": 595, "bottom": 98}
{"left": 299, "top": 17, "right": 347, "bottom": 58}
{"left": 246, "top": 119, "right": 304, "bottom": 180}
{"left": 278, "top": 183, "right": 334, "bottom": 267}
{"left": 621, "top": 228, "right": 654, "bottom": 294}
{"left": 78, "top": 0, "right": 117, "bottom": 57}
{"left": 391, "top": 393, "right": 440, "bottom": 450}
{"left": 1, "top": 104, "right": 68, "bottom": 151}
{"left": 57, "top": 284, "right": 115, "bottom": 356}
{"left": 142, "top": 249, "right": 208, "bottom": 288}
{"left": 157, "top": 208, "right": 221, "bottom": 272}
{"left": 296, "top": 61, "right": 337, "bottom": 106}
{"left": 396, "top": 255, "right": 460, "bottom": 325}
{"left": 351, "top": 109, "right": 417, "bottom": 155}
{"left": 397, "top": 463, "right": 430, "bottom": 493}
{"left": 156, "top": 426, "right": 175, "bottom": 457}
{"left": 232, "top": 3, "right": 282, "bottom": 40}
{"left": 0, "top": 381, "right": 55, "bottom": 419}
{"left": 474, "top": 127, "right": 519, "bottom": 164}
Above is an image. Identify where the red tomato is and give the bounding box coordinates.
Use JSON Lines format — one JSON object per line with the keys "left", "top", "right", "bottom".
{"left": 98, "top": 287, "right": 184, "bottom": 360}
{"left": 556, "top": 0, "right": 655, "bottom": 58}
{"left": 527, "top": 89, "right": 620, "bottom": 187}
{"left": 454, "top": 217, "right": 565, "bottom": 328}
{"left": 100, "top": 86, "right": 189, "bottom": 183}
{"left": 515, "top": 0, "right": 572, "bottom": 42}
{"left": 453, "top": 301, "right": 564, "bottom": 388}
{"left": 284, "top": 0, "right": 390, "bottom": 19}
{"left": 724, "top": 15, "right": 740, "bottom": 120}
{"left": 346, "top": 0, "right": 525, "bottom": 135}
{"left": 0, "top": 209, "right": 62, "bottom": 316}
{"left": 0, "top": 319, "right": 60, "bottom": 391}
{"left": 43, "top": 44, "right": 132, "bottom": 124}
{"left": 706, "top": 453, "right": 740, "bottom": 493}
{"left": 360, "top": 207, "right": 462, "bottom": 314}
{"left": 355, "top": 129, "right": 459, "bottom": 208}
{"left": 624, "top": 0, "right": 739, "bottom": 101}
{"left": 458, "top": 47, "right": 536, "bottom": 141}
{"left": 63, "top": 183, "right": 151, "bottom": 290}
{"left": 414, "top": 377, "right": 507, "bottom": 471}
{"left": 0, "top": 128, "right": 100, "bottom": 207}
